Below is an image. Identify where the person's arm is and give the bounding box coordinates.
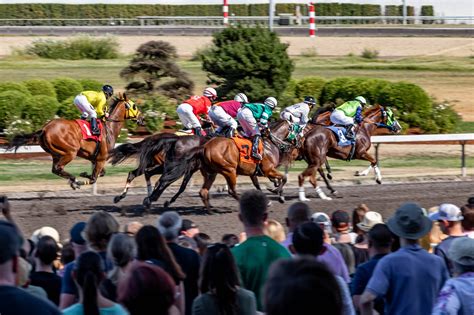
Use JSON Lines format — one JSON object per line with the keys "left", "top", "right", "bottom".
{"left": 0, "top": 196, "right": 23, "bottom": 240}
{"left": 260, "top": 106, "right": 272, "bottom": 126}
{"left": 95, "top": 94, "right": 107, "bottom": 117}
{"left": 359, "top": 290, "right": 377, "bottom": 315}
{"left": 432, "top": 282, "right": 460, "bottom": 315}
{"left": 59, "top": 263, "right": 77, "bottom": 309}
{"left": 354, "top": 106, "right": 363, "bottom": 124}
{"left": 175, "top": 282, "right": 185, "bottom": 315}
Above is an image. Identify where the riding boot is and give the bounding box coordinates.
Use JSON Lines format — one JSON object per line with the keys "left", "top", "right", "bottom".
{"left": 251, "top": 135, "right": 262, "bottom": 160}
{"left": 194, "top": 127, "right": 203, "bottom": 137}
{"left": 345, "top": 124, "right": 356, "bottom": 139}
{"left": 90, "top": 118, "right": 100, "bottom": 135}
{"left": 227, "top": 127, "right": 235, "bottom": 138}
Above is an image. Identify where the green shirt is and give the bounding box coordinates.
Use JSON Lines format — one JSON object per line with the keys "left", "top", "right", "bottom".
{"left": 231, "top": 235, "right": 291, "bottom": 311}
{"left": 336, "top": 100, "right": 362, "bottom": 117}
{"left": 243, "top": 103, "right": 274, "bottom": 125}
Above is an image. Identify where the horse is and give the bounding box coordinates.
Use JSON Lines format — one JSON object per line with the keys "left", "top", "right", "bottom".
{"left": 8, "top": 93, "right": 142, "bottom": 189}
{"left": 142, "top": 120, "right": 294, "bottom": 213}
{"left": 297, "top": 105, "right": 402, "bottom": 201}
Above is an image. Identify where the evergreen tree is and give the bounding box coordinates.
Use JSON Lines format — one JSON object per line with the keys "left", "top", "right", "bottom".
{"left": 202, "top": 26, "right": 294, "bottom": 101}
{"left": 120, "top": 41, "right": 194, "bottom": 100}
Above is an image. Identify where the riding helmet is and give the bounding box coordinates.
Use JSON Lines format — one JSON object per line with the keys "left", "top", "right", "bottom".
{"left": 264, "top": 97, "right": 278, "bottom": 109}
{"left": 234, "top": 93, "right": 249, "bottom": 104}
{"left": 102, "top": 85, "right": 114, "bottom": 98}
{"left": 355, "top": 96, "right": 367, "bottom": 106}
{"left": 203, "top": 87, "right": 218, "bottom": 100}
{"left": 304, "top": 96, "right": 316, "bottom": 106}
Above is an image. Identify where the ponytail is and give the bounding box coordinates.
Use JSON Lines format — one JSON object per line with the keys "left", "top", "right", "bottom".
{"left": 82, "top": 271, "right": 100, "bottom": 315}
{"left": 74, "top": 252, "right": 104, "bottom": 315}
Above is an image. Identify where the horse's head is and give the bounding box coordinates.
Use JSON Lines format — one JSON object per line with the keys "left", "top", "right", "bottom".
{"left": 364, "top": 105, "right": 401, "bottom": 134}
{"left": 110, "top": 92, "right": 144, "bottom": 125}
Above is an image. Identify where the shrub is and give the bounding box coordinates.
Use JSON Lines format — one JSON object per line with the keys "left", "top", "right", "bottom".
{"left": 377, "top": 81, "right": 431, "bottom": 115}
{"left": 190, "top": 45, "right": 212, "bottom": 62}
{"left": 0, "top": 81, "right": 31, "bottom": 95}
{"left": 23, "top": 95, "right": 60, "bottom": 129}
{"left": 360, "top": 48, "right": 379, "bottom": 59}
{"left": 51, "top": 77, "right": 83, "bottom": 102}
{"left": 140, "top": 95, "right": 177, "bottom": 133}
{"left": 23, "top": 36, "right": 119, "bottom": 60}
{"left": 202, "top": 26, "right": 294, "bottom": 101}
{"left": 4, "top": 118, "right": 33, "bottom": 140}
{"left": 0, "top": 90, "right": 29, "bottom": 129}
{"left": 23, "top": 79, "right": 57, "bottom": 98}
{"left": 421, "top": 5, "right": 434, "bottom": 24}
{"left": 294, "top": 77, "right": 326, "bottom": 103}
{"left": 78, "top": 79, "right": 103, "bottom": 91}
{"left": 57, "top": 96, "right": 80, "bottom": 120}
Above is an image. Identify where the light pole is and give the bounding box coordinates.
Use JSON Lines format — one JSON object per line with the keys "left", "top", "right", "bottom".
{"left": 402, "top": 0, "right": 407, "bottom": 25}
{"left": 269, "top": 0, "right": 275, "bottom": 31}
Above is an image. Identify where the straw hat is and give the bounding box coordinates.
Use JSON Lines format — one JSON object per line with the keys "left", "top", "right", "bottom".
{"left": 357, "top": 211, "right": 384, "bottom": 232}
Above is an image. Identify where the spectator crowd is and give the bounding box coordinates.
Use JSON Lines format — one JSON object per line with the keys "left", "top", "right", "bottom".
{"left": 0, "top": 192, "right": 473, "bottom": 315}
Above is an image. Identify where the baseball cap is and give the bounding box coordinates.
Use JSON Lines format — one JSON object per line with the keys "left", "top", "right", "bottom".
{"left": 31, "top": 226, "right": 61, "bottom": 245}
{"left": 70, "top": 222, "right": 87, "bottom": 245}
{"left": 331, "top": 210, "right": 350, "bottom": 229}
{"left": 448, "top": 237, "right": 474, "bottom": 266}
{"left": 311, "top": 212, "right": 332, "bottom": 233}
{"left": 429, "top": 204, "right": 464, "bottom": 222}
{"left": 0, "top": 220, "right": 22, "bottom": 264}
{"left": 181, "top": 219, "right": 198, "bottom": 232}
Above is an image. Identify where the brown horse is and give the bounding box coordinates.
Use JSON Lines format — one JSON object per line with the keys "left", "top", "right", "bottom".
{"left": 143, "top": 120, "right": 293, "bottom": 212}
{"left": 298, "top": 105, "right": 401, "bottom": 201}
{"left": 8, "top": 93, "right": 142, "bottom": 189}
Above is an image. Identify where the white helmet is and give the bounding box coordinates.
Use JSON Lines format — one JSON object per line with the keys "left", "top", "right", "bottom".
{"left": 234, "top": 93, "right": 248, "bottom": 104}
{"left": 203, "top": 87, "right": 217, "bottom": 100}
{"left": 355, "top": 96, "right": 367, "bottom": 106}
{"left": 264, "top": 97, "right": 277, "bottom": 109}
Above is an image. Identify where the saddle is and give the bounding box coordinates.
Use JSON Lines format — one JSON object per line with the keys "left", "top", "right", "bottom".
{"left": 76, "top": 119, "right": 103, "bottom": 142}
{"left": 325, "top": 126, "right": 356, "bottom": 161}
{"left": 231, "top": 135, "right": 263, "bottom": 165}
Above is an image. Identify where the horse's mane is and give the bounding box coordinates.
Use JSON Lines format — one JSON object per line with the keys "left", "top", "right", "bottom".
{"left": 363, "top": 104, "right": 382, "bottom": 118}
{"left": 311, "top": 104, "right": 335, "bottom": 123}
{"left": 108, "top": 97, "right": 122, "bottom": 114}
{"left": 268, "top": 119, "right": 287, "bottom": 129}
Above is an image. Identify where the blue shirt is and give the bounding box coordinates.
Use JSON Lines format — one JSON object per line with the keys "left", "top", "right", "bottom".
{"left": 366, "top": 244, "right": 449, "bottom": 315}
{"left": 434, "top": 235, "right": 467, "bottom": 277}
{"left": 63, "top": 303, "right": 128, "bottom": 315}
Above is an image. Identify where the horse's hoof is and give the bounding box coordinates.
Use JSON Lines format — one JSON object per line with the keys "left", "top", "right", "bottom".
{"left": 267, "top": 201, "right": 273, "bottom": 206}
{"left": 267, "top": 187, "right": 279, "bottom": 194}
{"left": 164, "top": 200, "right": 170, "bottom": 209}
{"left": 278, "top": 196, "right": 285, "bottom": 203}
{"left": 354, "top": 171, "right": 361, "bottom": 176}
{"left": 376, "top": 179, "right": 382, "bottom": 184}
{"left": 331, "top": 190, "right": 339, "bottom": 196}
{"left": 299, "top": 197, "right": 311, "bottom": 202}
{"left": 327, "top": 174, "right": 333, "bottom": 180}
{"left": 113, "top": 195, "right": 122, "bottom": 204}
{"left": 79, "top": 172, "right": 90, "bottom": 178}
{"left": 143, "top": 197, "right": 151, "bottom": 209}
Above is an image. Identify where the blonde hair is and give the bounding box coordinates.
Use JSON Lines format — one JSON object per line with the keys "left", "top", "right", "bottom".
{"left": 85, "top": 211, "right": 120, "bottom": 251}
{"left": 264, "top": 219, "right": 286, "bottom": 243}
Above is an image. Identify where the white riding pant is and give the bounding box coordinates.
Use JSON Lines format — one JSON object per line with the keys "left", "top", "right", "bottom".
{"left": 74, "top": 94, "right": 97, "bottom": 119}
{"left": 177, "top": 103, "right": 201, "bottom": 129}
{"left": 237, "top": 107, "right": 260, "bottom": 137}
{"left": 208, "top": 105, "right": 237, "bottom": 132}
{"left": 281, "top": 111, "right": 304, "bottom": 125}
{"left": 330, "top": 109, "right": 354, "bottom": 125}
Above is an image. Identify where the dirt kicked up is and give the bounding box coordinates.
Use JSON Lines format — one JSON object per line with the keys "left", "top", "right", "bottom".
{"left": 7, "top": 180, "right": 473, "bottom": 242}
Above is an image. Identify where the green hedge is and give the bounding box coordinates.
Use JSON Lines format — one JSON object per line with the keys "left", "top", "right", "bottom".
{"left": 51, "top": 77, "right": 83, "bottom": 102}
{"left": 23, "top": 95, "right": 60, "bottom": 129}
{"left": 78, "top": 79, "right": 103, "bottom": 91}
{"left": 23, "top": 79, "right": 57, "bottom": 98}
{"left": 0, "top": 91, "right": 29, "bottom": 129}
{"left": 0, "top": 82, "right": 31, "bottom": 96}
{"left": 421, "top": 5, "right": 434, "bottom": 24}
{"left": 140, "top": 95, "right": 177, "bottom": 133}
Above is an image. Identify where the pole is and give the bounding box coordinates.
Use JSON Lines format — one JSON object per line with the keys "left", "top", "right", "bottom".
{"left": 223, "top": 0, "right": 229, "bottom": 26}
{"left": 309, "top": 2, "right": 316, "bottom": 38}
{"left": 461, "top": 142, "right": 466, "bottom": 177}
{"left": 269, "top": 0, "right": 275, "bottom": 31}
{"left": 402, "top": 0, "right": 407, "bottom": 25}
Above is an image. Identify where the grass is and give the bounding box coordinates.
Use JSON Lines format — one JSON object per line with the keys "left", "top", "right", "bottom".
{"left": 454, "top": 121, "right": 474, "bottom": 133}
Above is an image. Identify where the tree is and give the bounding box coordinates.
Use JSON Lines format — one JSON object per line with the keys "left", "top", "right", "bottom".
{"left": 202, "top": 25, "right": 294, "bottom": 101}
{"left": 120, "top": 41, "right": 194, "bottom": 101}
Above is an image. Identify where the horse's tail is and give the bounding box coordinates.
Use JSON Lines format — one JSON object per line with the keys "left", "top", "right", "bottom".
{"left": 6, "top": 130, "right": 42, "bottom": 152}
{"left": 108, "top": 141, "right": 144, "bottom": 165}
{"left": 159, "top": 146, "right": 204, "bottom": 185}
{"left": 137, "top": 135, "right": 179, "bottom": 173}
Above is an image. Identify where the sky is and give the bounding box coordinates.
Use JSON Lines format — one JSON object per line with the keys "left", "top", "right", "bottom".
{"left": 0, "top": 1, "right": 472, "bottom": 16}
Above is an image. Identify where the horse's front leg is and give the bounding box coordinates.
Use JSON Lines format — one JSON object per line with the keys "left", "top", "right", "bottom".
{"left": 359, "top": 153, "right": 382, "bottom": 184}
{"left": 355, "top": 165, "right": 373, "bottom": 177}
{"left": 114, "top": 168, "right": 142, "bottom": 203}
{"left": 86, "top": 159, "right": 106, "bottom": 186}
{"left": 266, "top": 168, "right": 287, "bottom": 203}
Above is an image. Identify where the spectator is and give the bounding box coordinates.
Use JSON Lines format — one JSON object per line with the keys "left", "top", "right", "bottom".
{"left": 433, "top": 237, "right": 474, "bottom": 315}
{"left": 360, "top": 202, "right": 449, "bottom": 315}
{"left": 281, "top": 201, "right": 311, "bottom": 249}
{"left": 332, "top": 243, "right": 356, "bottom": 276}
{"left": 264, "top": 219, "right": 286, "bottom": 243}
{"left": 331, "top": 210, "right": 358, "bottom": 244}
{"left": 0, "top": 220, "right": 60, "bottom": 315}
{"left": 158, "top": 211, "right": 201, "bottom": 315}
{"left": 30, "top": 235, "right": 62, "bottom": 305}
{"left": 291, "top": 222, "right": 355, "bottom": 315}
{"left": 17, "top": 256, "right": 48, "bottom": 300}
{"left": 60, "top": 243, "right": 75, "bottom": 269}
{"left": 352, "top": 204, "right": 370, "bottom": 235}
{"left": 468, "top": 196, "right": 474, "bottom": 208}
{"left": 63, "top": 251, "right": 127, "bottom": 315}
{"left": 311, "top": 212, "right": 333, "bottom": 243}
{"left": 100, "top": 233, "right": 136, "bottom": 302}
{"left": 265, "top": 258, "right": 343, "bottom": 315}
{"left": 123, "top": 221, "right": 143, "bottom": 237}
{"left": 118, "top": 261, "right": 178, "bottom": 315}
{"left": 31, "top": 227, "right": 61, "bottom": 248}
{"left": 351, "top": 224, "right": 392, "bottom": 314}
{"left": 352, "top": 211, "right": 384, "bottom": 267}
{"left": 232, "top": 190, "right": 291, "bottom": 311}
{"left": 193, "top": 233, "right": 211, "bottom": 256}
{"left": 221, "top": 234, "right": 239, "bottom": 248}
{"left": 431, "top": 203, "right": 467, "bottom": 276}
{"left": 192, "top": 243, "right": 257, "bottom": 315}
{"left": 181, "top": 219, "right": 200, "bottom": 238}
{"left": 461, "top": 206, "right": 474, "bottom": 239}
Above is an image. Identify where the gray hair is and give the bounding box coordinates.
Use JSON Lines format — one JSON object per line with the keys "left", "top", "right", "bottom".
{"left": 107, "top": 233, "right": 136, "bottom": 285}
{"left": 157, "top": 211, "right": 182, "bottom": 241}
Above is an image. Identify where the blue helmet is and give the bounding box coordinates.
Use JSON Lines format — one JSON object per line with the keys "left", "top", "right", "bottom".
{"left": 102, "top": 85, "right": 114, "bottom": 98}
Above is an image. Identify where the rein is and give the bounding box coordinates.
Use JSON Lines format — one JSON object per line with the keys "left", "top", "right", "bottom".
{"left": 267, "top": 131, "right": 293, "bottom": 152}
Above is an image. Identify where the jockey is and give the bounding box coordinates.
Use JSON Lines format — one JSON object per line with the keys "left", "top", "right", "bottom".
{"left": 330, "top": 96, "right": 367, "bottom": 139}
{"left": 73, "top": 85, "right": 114, "bottom": 135}
{"left": 280, "top": 96, "right": 316, "bottom": 142}
{"left": 176, "top": 87, "right": 217, "bottom": 136}
{"left": 237, "top": 96, "right": 277, "bottom": 160}
{"left": 208, "top": 93, "right": 248, "bottom": 137}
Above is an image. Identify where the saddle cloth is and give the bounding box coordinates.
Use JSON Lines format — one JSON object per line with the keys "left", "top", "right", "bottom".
{"left": 231, "top": 136, "right": 263, "bottom": 164}
{"left": 75, "top": 119, "right": 103, "bottom": 142}
{"left": 325, "top": 126, "right": 354, "bottom": 147}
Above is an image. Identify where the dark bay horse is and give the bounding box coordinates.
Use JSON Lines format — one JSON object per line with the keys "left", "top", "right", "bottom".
{"left": 8, "top": 93, "right": 142, "bottom": 189}
{"left": 298, "top": 105, "right": 401, "bottom": 201}
{"left": 143, "top": 120, "right": 293, "bottom": 212}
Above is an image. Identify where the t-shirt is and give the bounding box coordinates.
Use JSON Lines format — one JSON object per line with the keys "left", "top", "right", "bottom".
{"left": 30, "top": 271, "right": 62, "bottom": 305}
{"left": 432, "top": 272, "right": 474, "bottom": 315}
{"left": 351, "top": 253, "right": 388, "bottom": 314}
{"left": 0, "top": 285, "right": 61, "bottom": 315}
{"left": 62, "top": 303, "right": 128, "bottom": 315}
{"left": 434, "top": 235, "right": 467, "bottom": 276}
{"left": 216, "top": 100, "right": 241, "bottom": 117}
{"left": 192, "top": 287, "right": 257, "bottom": 315}
{"left": 232, "top": 235, "right": 291, "bottom": 311}
{"left": 366, "top": 244, "right": 449, "bottom": 315}
{"left": 350, "top": 244, "right": 370, "bottom": 267}
{"left": 183, "top": 95, "right": 212, "bottom": 116}
{"left": 168, "top": 242, "right": 201, "bottom": 315}
{"left": 316, "top": 243, "right": 350, "bottom": 283}
{"left": 335, "top": 276, "right": 356, "bottom": 315}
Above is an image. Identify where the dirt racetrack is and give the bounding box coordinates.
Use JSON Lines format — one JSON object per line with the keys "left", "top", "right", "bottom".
{"left": 8, "top": 180, "right": 473, "bottom": 242}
